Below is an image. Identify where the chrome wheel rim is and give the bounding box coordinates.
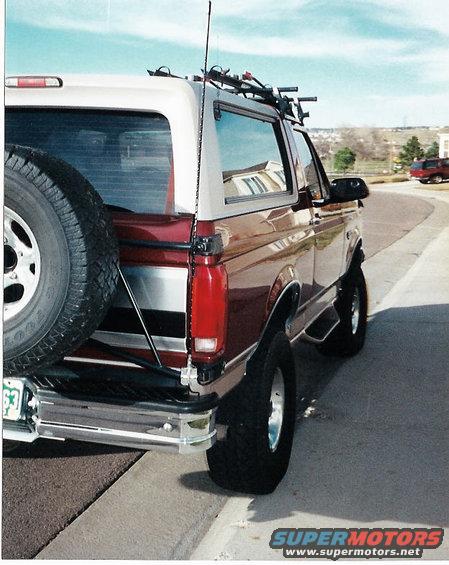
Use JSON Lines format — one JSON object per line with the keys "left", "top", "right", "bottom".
{"left": 4, "top": 207, "right": 41, "bottom": 322}
{"left": 351, "top": 287, "right": 361, "bottom": 334}
{"left": 433, "top": 175, "right": 443, "bottom": 184}
{"left": 268, "top": 368, "right": 285, "bottom": 452}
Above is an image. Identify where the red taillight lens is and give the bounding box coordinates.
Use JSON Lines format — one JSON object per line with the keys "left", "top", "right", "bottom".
{"left": 191, "top": 264, "right": 228, "bottom": 360}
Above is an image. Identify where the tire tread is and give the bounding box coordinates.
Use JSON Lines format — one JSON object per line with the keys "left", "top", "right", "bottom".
{"left": 4, "top": 144, "right": 119, "bottom": 376}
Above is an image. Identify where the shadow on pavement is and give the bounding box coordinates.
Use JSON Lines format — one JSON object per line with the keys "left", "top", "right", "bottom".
{"left": 3, "top": 438, "right": 140, "bottom": 459}
{"left": 180, "top": 304, "right": 449, "bottom": 529}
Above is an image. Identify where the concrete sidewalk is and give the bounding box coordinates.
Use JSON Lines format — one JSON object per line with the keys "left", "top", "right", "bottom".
{"left": 191, "top": 214, "right": 449, "bottom": 559}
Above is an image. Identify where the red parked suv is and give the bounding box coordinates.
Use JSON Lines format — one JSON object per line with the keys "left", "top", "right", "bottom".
{"left": 4, "top": 70, "right": 369, "bottom": 494}
{"left": 410, "top": 158, "right": 449, "bottom": 184}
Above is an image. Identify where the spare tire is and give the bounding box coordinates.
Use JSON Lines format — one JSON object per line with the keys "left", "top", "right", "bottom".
{"left": 4, "top": 145, "right": 119, "bottom": 377}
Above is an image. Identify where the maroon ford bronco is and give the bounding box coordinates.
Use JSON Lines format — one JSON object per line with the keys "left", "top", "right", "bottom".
{"left": 3, "top": 70, "right": 369, "bottom": 493}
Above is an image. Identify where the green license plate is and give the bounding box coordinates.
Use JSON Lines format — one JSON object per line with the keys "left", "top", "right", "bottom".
{"left": 3, "top": 379, "right": 25, "bottom": 421}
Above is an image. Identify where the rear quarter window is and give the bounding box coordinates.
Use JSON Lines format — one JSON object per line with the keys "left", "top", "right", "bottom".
{"left": 215, "top": 108, "right": 292, "bottom": 204}
{"left": 5, "top": 109, "right": 173, "bottom": 214}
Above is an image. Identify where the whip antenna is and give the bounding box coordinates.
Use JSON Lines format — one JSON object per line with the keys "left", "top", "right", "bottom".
{"left": 186, "top": 1, "right": 212, "bottom": 363}
{"left": 191, "top": 0, "right": 212, "bottom": 244}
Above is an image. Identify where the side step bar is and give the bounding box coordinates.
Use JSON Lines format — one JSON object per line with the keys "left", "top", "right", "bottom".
{"left": 300, "top": 302, "right": 340, "bottom": 344}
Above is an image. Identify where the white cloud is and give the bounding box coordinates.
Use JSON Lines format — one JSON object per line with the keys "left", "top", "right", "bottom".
{"left": 8, "top": 0, "right": 449, "bottom": 89}
{"left": 393, "top": 48, "right": 449, "bottom": 85}
{"left": 368, "top": 0, "right": 449, "bottom": 38}
{"left": 8, "top": 0, "right": 407, "bottom": 62}
{"left": 309, "top": 92, "right": 449, "bottom": 128}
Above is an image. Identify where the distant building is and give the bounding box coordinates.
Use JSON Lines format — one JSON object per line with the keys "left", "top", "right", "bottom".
{"left": 438, "top": 134, "right": 449, "bottom": 157}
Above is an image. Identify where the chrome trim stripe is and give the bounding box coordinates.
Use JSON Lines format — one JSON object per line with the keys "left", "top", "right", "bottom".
{"left": 225, "top": 343, "right": 257, "bottom": 372}
{"left": 64, "top": 356, "right": 144, "bottom": 369}
{"left": 92, "top": 331, "right": 187, "bottom": 352}
{"left": 189, "top": 343, "right": 257, "bottom": 398}
{"left": 116, "top": 266, "right": 188, "bottom": 312}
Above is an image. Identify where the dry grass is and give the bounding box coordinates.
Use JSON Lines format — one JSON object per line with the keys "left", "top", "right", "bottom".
{"left": 365, "top": 174, "right": 409, "bottom": 185}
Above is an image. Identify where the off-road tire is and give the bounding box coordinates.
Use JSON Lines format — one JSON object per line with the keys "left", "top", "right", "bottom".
{"left": 207, "top": 332, "right": 296, "bottom": 494}
{"left": 317, "top": 267, "right": 367, "bottom": 357}
{"left": 4, "top": 145, "right": 119, "bottom": 376}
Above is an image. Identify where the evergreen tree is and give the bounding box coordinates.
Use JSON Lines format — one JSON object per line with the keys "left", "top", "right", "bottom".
{"left": 334, "top": 147, "right": 356, "bottom": 173}
{"left": 399, "top": 136, "right": 424, "bottom": 166}
{"left": 425, "top": 141, "right": 439, "bottom": 158}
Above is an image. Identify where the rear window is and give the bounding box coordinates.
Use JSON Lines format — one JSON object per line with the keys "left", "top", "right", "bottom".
{"left": 5, "top": 109, "right": 173, "bottom": 214}
{"left": 410, "top": 162, "right": 424, "bottom": 170}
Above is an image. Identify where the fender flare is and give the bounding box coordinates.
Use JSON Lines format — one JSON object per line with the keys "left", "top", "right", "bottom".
{"left": 345, "top": 237, "right": 364, "bottom": 276}
{"left": 249, "top": 279, "right": 301, "bottom": 364}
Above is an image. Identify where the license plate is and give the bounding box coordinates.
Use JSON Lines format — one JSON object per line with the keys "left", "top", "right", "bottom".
{"left": 3, "top": 379, "right": 25, "bottom": 421}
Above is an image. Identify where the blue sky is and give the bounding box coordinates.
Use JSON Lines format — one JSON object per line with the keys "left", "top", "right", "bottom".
{"left": 6, "top": 0, "right": 449, "bottom": 128}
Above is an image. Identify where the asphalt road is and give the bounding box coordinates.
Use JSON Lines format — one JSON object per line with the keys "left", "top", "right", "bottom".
{"left": 1, "top": 185, "right": 437, "bottom": 559}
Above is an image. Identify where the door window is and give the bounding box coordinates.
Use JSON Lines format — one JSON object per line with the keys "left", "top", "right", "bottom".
{"left": 292, "top": 130, "right": 325, "bottom": 200}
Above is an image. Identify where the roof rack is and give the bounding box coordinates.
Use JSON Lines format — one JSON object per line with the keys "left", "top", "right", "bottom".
{"left": 147, "top": 66, "right": 317, "bottom": 125}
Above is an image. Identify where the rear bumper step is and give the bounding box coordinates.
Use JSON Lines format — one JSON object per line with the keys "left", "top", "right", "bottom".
{"left": 3, "top": 368, "right": 218, "bottom": 454}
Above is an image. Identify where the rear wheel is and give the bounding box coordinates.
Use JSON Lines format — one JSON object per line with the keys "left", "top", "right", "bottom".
{"left": 430, "top": 174, "right": 443, "bottom": 184}
{"left": 317, "top": 267, "right": 368, "bottom": 357}
{"left": 207, "top": 332, "right": 296, "bottom": 494}
{"left": 4, "top": 145, "right": 119, "bottom": 376}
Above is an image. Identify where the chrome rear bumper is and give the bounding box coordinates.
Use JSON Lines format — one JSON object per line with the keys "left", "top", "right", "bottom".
{"left": 3, "top": 372, "right": 217, "bottom": 454}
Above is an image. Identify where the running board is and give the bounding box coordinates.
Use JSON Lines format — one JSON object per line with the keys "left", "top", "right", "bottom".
{"left": 300, "top": 303, "right": 340, "bottom": 344}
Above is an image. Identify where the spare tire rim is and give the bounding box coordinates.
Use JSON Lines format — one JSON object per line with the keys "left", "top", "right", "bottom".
{"left": 351, "top": 287, "right": 361, "bottom": 334}
{"left": 4, "top": 207, "right": 41, "bottom": 322}
{"left": 268, "top": 368, "right": 285, "bottom": 452}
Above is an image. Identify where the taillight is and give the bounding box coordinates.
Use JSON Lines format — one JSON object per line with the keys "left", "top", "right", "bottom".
{"left": 5, "top": 76, "right": 63, "bottom": 88}
{"left": 191, "top": 264, "right": 228, "bottom": 360}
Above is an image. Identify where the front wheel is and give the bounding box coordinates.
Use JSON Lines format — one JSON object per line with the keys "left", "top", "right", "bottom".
{"left": 317, "top": 267, "right": 368, "bottom": 357}
{"left": 430, "top": 174, "right": 443, "bottom": 184}
{"left": 207, "top": 332, "right": 296, "bottom": 494}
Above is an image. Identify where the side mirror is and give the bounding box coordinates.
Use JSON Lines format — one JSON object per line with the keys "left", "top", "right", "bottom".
{"left": 330, "top": 177, "right": 369, "bottom": 203}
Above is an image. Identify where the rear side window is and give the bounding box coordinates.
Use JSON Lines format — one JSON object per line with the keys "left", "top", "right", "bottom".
{"left": 424, "top": 160, "right": 439, "bottom": 170}
{"left": 215, "top": 109, "right": 292, "bottom": 203}
{"left": 5, "top": 109, "right": 173, "bottom": 214}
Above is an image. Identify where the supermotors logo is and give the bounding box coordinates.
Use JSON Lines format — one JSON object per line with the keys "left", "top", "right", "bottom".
{"left": 269, "top": 527, "right": 444, "bottom": 560}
